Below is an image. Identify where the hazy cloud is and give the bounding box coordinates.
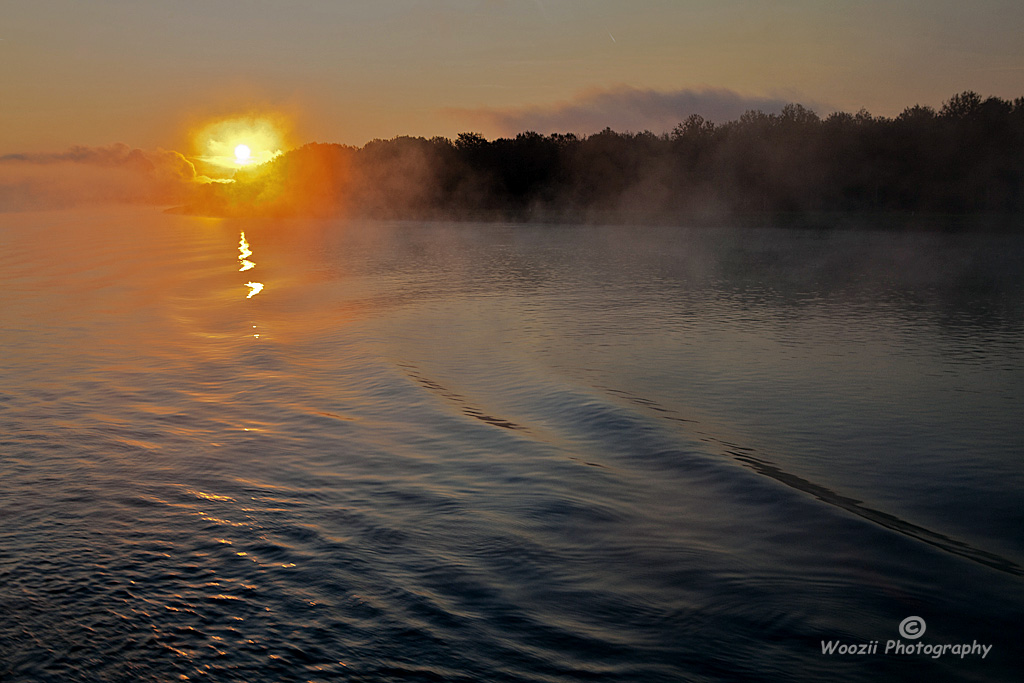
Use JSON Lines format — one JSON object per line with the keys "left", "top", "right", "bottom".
{"left": 0, "top": 144, "right": 202, "bottom": 210}
{"left": 446, "top": 86, "right": 829, "bottom": 137}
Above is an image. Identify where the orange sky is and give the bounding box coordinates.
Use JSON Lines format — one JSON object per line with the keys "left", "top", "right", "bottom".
{"left": 2, "top": 0, "right": 1023, "bottom": 154}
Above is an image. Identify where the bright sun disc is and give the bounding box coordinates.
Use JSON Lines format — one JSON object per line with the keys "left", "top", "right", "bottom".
{"left": 191, "top": 114, "right": 291, "bottom": 176}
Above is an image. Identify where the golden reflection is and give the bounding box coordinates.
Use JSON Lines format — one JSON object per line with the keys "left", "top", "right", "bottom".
{"left": 191, "top": 490, "right": 235, "bottom": 502}
{"left": 237, "top": 231, "right": 251, "bottom": 260}
{"left": 238, "top": 231, "right": 264, "bottom": 298}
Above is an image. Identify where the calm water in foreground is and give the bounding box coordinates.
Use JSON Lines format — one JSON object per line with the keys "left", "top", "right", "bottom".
{"left": 2, "top": 208, "right": 1023, "bottom": 682}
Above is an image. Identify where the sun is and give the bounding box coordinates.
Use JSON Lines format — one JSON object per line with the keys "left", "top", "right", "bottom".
{"left": 234, "top": 144, "right": 252, "bottom": 164}
{"left": 190, "top": 114, "right": 292, "bottom": 176}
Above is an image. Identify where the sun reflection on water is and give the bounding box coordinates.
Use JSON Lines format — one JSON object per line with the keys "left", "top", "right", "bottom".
{"left": 238, "top": 232, "right": 263, "bottom": 299}
{"left": 238, "top": 233, "right": 252, "bottom": 260}
{"left": 238, "top": 232, "right": 256, "bottom": 272}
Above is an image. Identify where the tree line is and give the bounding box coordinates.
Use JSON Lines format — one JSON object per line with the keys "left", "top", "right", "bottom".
{"left": 190, "top": 92, "right": 1024, "bottom": 227}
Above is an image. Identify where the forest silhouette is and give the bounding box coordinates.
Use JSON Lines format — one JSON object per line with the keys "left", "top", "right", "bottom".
{"left": 188, "top": 92, "right": 1024, "bottom": 228}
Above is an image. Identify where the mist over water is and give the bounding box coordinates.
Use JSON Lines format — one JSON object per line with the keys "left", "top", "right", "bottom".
{"left": 2, "top": 208, "right": 1023, "bottom": 682}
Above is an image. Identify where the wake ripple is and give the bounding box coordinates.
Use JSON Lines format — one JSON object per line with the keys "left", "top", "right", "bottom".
{"left": 599, "top": 385, "right": 1024, "bottom": 578}
{"left": 398, "top": 362, "right": 528, "bottom": 431}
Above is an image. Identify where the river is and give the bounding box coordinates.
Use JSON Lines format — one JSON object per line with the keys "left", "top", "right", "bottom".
{"left": 2, "top": 207, "right": 1022, "bottom": 681}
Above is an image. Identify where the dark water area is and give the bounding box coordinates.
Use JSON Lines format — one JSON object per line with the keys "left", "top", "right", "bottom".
{"left": 1, "top": 208, "right": 1023, "bottom": 682}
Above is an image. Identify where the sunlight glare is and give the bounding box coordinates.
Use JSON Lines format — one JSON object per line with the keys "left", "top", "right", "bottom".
{"left": 238, "top": 231, "right": 253, "bottom": 270}
{"left": 191, "top": 114, "right": 291, "bottom": 175}
{"left": 239, "top": 232, "right": 263, "bottom": 296}
{"left": 234, "top": 144, "right": 252, "bottom": 164}
{"left": 238, "top": 232, "right": 252, "bottom": 260}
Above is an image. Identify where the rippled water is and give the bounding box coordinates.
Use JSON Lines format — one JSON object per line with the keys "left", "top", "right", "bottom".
{"left": 2, "top": 208, "right": 1023, "bottom": 682}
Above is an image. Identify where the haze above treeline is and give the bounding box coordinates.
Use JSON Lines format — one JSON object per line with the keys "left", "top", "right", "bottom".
{"left": 3, "top": 92, "right": 1024, "bottom": 229}
{"left": 183, "top": 92, "right": 1020, "bottom": 229}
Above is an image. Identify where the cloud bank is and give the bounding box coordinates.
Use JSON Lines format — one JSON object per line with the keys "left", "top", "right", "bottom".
{"left": 447, "top": 86, "right": 828, "bottom": 137}
{"left": 0, "top": 143, "right": 205, "bottom": 211}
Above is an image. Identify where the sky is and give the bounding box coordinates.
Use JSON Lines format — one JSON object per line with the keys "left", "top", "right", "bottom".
{"left": 2, "top": 0, "right": 1024, "bottom": 154}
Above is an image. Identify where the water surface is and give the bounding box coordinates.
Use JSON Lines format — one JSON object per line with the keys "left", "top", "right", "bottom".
{"left": 2, "top": 208, "right": 1023, "bottom": 682}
